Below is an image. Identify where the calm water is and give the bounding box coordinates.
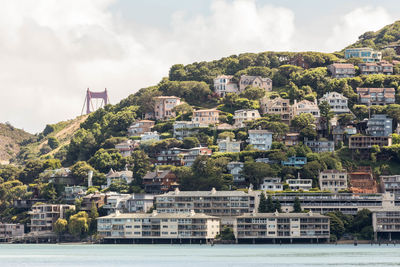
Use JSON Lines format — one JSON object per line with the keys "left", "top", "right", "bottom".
{"left": 0, "top": 244, "right": 399, "bottom": 266}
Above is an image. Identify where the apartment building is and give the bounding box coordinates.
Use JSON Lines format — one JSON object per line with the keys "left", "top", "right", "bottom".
{"left": 102, "top": 193, "right": 131, "bottom": 215}
{"left": 380, "top": 175, "right": 400, "bottom": 194}
{"left": 155, "top": 147, "right": 184, "bottom": 166}
{"left": 142, "top": 170, "right": 178, "bottom": 194}
{"left": 292, "top": 99, "right": 320, "bottom": 118}
{"left": 372, "top": 210, "right": 400, "bottom": 241}
{"left": 173, "top": 121, "right": 202, "bottom": 140}
{"left": 327, "top": 63, "right": 355, "bottom": 78}
{"left": 319, "top": 170, "right": 348, "bottom": 192}
{"left": 64, "top": 186, "right": 86, "bottom": 204}
{"left": 359, "top": 62, "right": 393, "bottom": 75}
{"left": 128, "top": 120, "right": 155, "bottom": 136}
{"left": 260, "top": 178, "right": 283, "bottom": 191}
{"left": 218, "top": 137, "right": 241, "bottom": 153}
{"left": 349, "top": 135, "right": 392, "bottom": 149}
{"left": 286, "top": 178, "right": 313, "bottom": 191}
{"left": 181, "top": 147, "right": 212, "bottom": 167}
{"left": 344, "top": 47, "right": 382, "bottom": 62}
{"left": 247, "top": 129, "right": 273, "bottom": 151}
{"left": 227, "top": 162, "right": 245, "bottom": 184}
{"left": 281, "top": 156, "right": 307, "bottom": 167}
{"left": 0, "top": 223, "right": 24, "bottom": 240}
{"left": 366, "top": 114, "right": 393, "bottom": 137}
{"left": 260, "top": 97, "right": 291, "bottom": 124}
{"left": 140, "top": 131, "right": 160, "bottom": 142}
{"left": 235, "top": 212, "right": 330, "bottom": 243}
{"left": 319, "top": 92, "right": 350, "bottom": 114}
{"left": 304, "top": 139, "right": 335, "bottom": 153}
{"left": 273, "top": 192, "right": 396, "bottom": 215}
{"left": 126, "top": 194, "right": 155, "bottom": 213}
{"left": 155, "top": 188, "right": 257, "bottom": 224}
{"left": 106, "top": 168, "right": 133, "bottom": 187}
{"left": 29, "top": 204, "right": 74, "bottom": 234}
{"left": 151, "top": 96, "right": 181, "bottom": 120}
{"left": 192, "top": 109, "right": 220, "bottom": 126}
{"left": 284, "top": 133, "right": 300, "bottom": 146}
{"left": 97, "top": 210, "right": 220, "bottom": 243}
{"left": 356, "top": 88, "right": 395, "bottom": 105}
{"left": 213, "top": 75, "right": 239, "bottom": 97}
{"left": 233, "top": 109, "right": 261, "bottom": 128}
{"left": 239, "top": 75, "right": 272, "bottom": 92}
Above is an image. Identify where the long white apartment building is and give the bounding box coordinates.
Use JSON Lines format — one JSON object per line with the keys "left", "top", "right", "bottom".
{"left": 97, "top": 210, "right": 220, "bottom": 243}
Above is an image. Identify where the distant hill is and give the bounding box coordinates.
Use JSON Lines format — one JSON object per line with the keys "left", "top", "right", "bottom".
{"left": 0, "top": 123, "right": 34, "bottom": 164}
{"left": 347, "top": 20, "right": 400, "bottom": 50}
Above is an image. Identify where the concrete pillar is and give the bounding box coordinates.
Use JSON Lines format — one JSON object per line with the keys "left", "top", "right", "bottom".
{"left": 374, "top": 232, "right": 378, "bottom": 242}
{"left": 290, "top": 238, "right": 293, "bottom": 244}
{"left": 252, "top": 238, "right": 255, "bottom": 244}
{"left": 389, "top": 232, "right": 392, "bottom": 242}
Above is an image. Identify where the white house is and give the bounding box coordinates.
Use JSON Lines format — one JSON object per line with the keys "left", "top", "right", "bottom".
{"left": 319, "top": 92, "right": 350, "bottom": 114}
{"left": 247, "top": 129, "right": 273, "bottom": 151}
{"left": 141, "top": 131, "right": 160, "bottom": 142}
{"left": 217, "top": 137, "right": 241, "bottom": 153}
{"left": 213, "top": 75, "right": 239, "bottom": 97}
{"left": 227, "top": 161, "right": 244, "bottom": 183}
{"left": 233, "top": 109, "right": 261, "bottom": 128}
{"left": 260, "top": 177, "right": 283, "bottom": 191}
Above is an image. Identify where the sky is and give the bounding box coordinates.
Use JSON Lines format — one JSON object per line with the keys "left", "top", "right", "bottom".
{"left": 0, "top": 0, "right": 399, "bottom": 133}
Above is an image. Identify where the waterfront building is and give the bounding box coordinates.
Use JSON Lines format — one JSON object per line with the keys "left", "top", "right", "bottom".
{"left": 319, "top": 170, "right": 348, "bottom": 193}
{"left": 128, "top": 120, "right": 155, "bottom": 136}
{"left": 0, "top": 223, "right": 24, "bottom": 241}
{"left": 97, "top": 210, "right": 220, "bottom": 243}
{"left": 260, "top": 178, "right": 283, "bottom": 191}
{"left": 29, "top": 204, "right": 74, "bottom": 234}
{"left": 372, "top": 210, "right": 400, "bottom": 241}
{"left": 344, "top": 47, "right": 382, "bottom": 62}
{"left": 247, "top": 129, "right": 273, "bottom": 151}
{"left": 366, "top": 114, "right": 393, "bottom": 137}
{"left": 213, "top": 75, "right": 239, "bottom": 97}
{"left": 239, "top": 75, "right": 272, "bottom": 92}
{"left": 218, "top": 137, "right": 241, "bottom": 153}
{"left": 233, "top": 109, "right": 261, "bottom": 128}
{"left": 327, "top": 63, "right": 355, "bottom": 78}
{"left": 319, "top": 92, "right": 350, "bottom": 114}
{"left": 235, "top": 212, "right": 330, "bottom": 243}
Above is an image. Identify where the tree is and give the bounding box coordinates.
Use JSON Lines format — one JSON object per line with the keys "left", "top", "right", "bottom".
{"left": 258, "top": 192, "right": 267, "bottom": 213}
{"left": 318, "top": 100, "right": 334, "bottom": 137}
{"left": 54, "top": 218, "right": 68, "bottom": 241}
{"left": 274, "top": 199, "right": 282, "bottom": 213}
{"left": 89, "top": 200, "right": 99, "bottom": 234}
{"left": 130, "top": 150, "right": 152, "bottom": 185}
{"left": 68, "top": 211, "right": 89, "bottom": 239}
{"left": 240, "top": 86, "right": 266, "bottom": 100}
{"left": 293, "top": 197, "right": 302, "bottom": 212}
{"left": 327, "top": 212, "right": 345, "bottom": 241}
{"left": 243, "top": 162, "right": 278, "bottom": 188}
{"left": 182, "top": 137, "right": 200, "bottom": 149}
{"left": 266, "top": 195, "right": 274, "bottom": 212}
{"left": 218, "top": 131, "right": 235, "bottom": 140}
{"left": 47, "top": 136, "right": 60, "bottom": 150}
{"left": 291, "top": 113, "right": 315, "bottom": 131}
{"left": 216, "top": 226, "right": 235, "bottom": 240}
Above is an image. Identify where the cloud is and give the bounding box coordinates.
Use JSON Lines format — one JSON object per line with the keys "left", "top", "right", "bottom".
{"left": 325, "top": 6, "right": 393, "bottom": 51}
{"left": 0, "top": 0, "right": 297, "bottom": 133}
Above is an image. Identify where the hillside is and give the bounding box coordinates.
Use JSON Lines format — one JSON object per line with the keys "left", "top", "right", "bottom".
{"left": 0, "top": 123, "right": 34, "bottom": 164}
{"left": 348, "top": 20, "right": 400, "bottom": 50}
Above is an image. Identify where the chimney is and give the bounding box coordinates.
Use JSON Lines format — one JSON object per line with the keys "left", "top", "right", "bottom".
{"left": 174, "top": 187, "right": 180, "bottom": 195}
{"left": 88, "top": 170, "right": 93, "bottom": 187}
{"left": 211, "top": 187, "right": 217, "bottom": 194}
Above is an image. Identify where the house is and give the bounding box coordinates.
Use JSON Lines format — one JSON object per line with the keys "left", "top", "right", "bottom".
{"left": 0, "top": 223, "right": 24, "bottom": 241}
{"left": 319, "top": 170, "right": 348, "bottom": 192}
{"left": 97, "top": 210, "right": 220, "bottom": 243}
{"left": 349, "top": 135, "right": 392, "bottom": 149}
{"left": 140, "top": 131, "right": 160, "bottom": 142}
{"left": 288, "top": 54, "right": 309, "bottom": 68}
{"left": 235, "top": 212, "right": 330, "bottom": 242}
{"left": 359, "top": 62, "right": 394, "bottom": 75}
{"left": 239, "top": 75, "right": 272, "bottom": 92}
{"left": 115, "top": 139, "right": 137, "bottom": 157}
{"left": 332, "top": 125, "right": 357, "bottom": 144}
{"left": 286, "top": 178, "right": 313, "bottom": 191}
{"left": 102, "top": 193, "right": 131, "bottom": 214}
{"left": 380, "top": 175, "right": 400, "bottom": 194}
{"left": 304, "top": 139, "right": 335, "bottom": 153}
{"left": 173, "top": 121, "right": 202, "bottom": 140}
{"left": 218, "top": 137, "right": 241, "bottom": 153}
{"left": 192, "top": 109, "right": 220, "bottom": 126}
{"left": 247, "top": 129, "right": 273, "bottom": 151}
{"left": 372, "top": 210, "right": 400, "bottom": 241}
{"left": 128, "top": 120, "right": 155, "bottom": 136}
{"left": 260, "top": 97, "right": 291, "bottom": 124}
{"left": 126, "top": 194, "right": 155, "bottom": 213}
{"left": 155, "top": 147, "right": 184, "bottom": 166}
{"left": 348, "top": 167, "right": 377, "bottom": 194}
{"left": 81, "top": 193, "right": 106, "bottom": 211}
{"left": 292, "top": 99, "right": 320, "bottom": 118}
{"left": 284, "top": 133, "right": 300, "bottom": 146}
{"left": 181, "top": 147, "right": 212, "bottom": 167}
{"left": 260, "top": 177, "right": 283, "bottom": 191}
{"left": 40, "top": 168, "right": 78, "bottom": 185}
{"left": 233, "top": 109, "right": 261, "bottom": 128}
{"left": 152, "top": 96, "right": 181, "bottom": 120}
{"left": 281, "top": 156, "right": 307, "bottom": 167}
{"left": 227, "top": 161, "right": 244, "bottom": 184}
{"left": 106, "top": 168, "right": 133, "bottom": 187}
{"left": 64, "top": 186, "right": 87, "bottom": 204}
{"left": 344, "top": 47, "right": 382, "bottom": 62}
{"left": 29, "top": 204, "right": 74, "bottom": 234}
{"left": 142, "top": 169, "right": 178, "bottom": 194}
{"left": 327, "top": 63, "right": 355, "bottom": 78}
{"left": 319, "top": 92, "right": 350, "bottom": 114}
{"left": 367, "top": 114, "right": 393, "bottom": 137}
{"left": 356, "top": 88, "right": 395, "bottom": 105}
{"left": 213, "top": 75, "right": 239, "bottom": 97}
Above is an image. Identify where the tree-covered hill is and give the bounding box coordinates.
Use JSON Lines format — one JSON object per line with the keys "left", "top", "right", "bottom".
{"left": 0, "top": 123, "right": 34, "bottom": 164}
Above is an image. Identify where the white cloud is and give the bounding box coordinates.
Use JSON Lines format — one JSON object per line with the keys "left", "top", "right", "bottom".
{"left": 0, "top": 0, "right": 297, "bottom": 133}
{"left": 325, "top": 6, "right": 393, "bottom": 51}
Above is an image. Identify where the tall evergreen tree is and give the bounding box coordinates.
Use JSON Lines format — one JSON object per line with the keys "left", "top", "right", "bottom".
{"left": 266, "top": 195, "right": 274, "bottom": 212}
{"left": 89, "top": 200, "right": 99, "bottom": 234}
{"left": 258, "top": 192, "right": 267, "bottom": 213}
{"left": 293, "top": 196, "right": 302, "bottom": 212}
{"left": 274, "top": 199, "right": 282, "bottom": 213}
